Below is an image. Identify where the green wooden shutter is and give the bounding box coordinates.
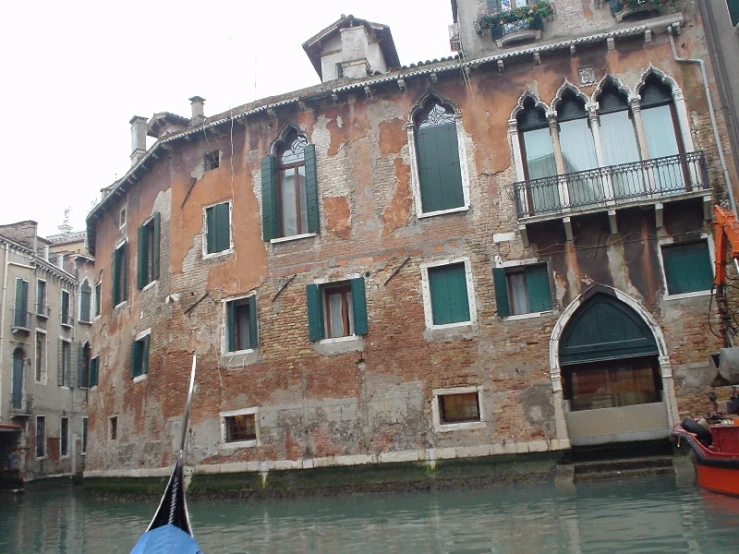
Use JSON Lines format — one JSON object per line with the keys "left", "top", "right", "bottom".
{"left": 351, "top": 278, "right": 368, "bottom": 335}
{"left": 429, "top": 266, "right": 450, "bottom": 325}
{"left": 493, "top": 267, "right": 511, "bottom": 318}
{"left": 248, "top": 296, "right": 259, "bottom": 348}
{"left": 663, "top": 242, "right": 713, "bottom": 294}
{"left": 152, "top": 212, "right": 161, "bottom": 281}
{"left": 215, "top": 203, "right": 231, "bottom": 252}
{"left": 261, "top": 155, "right": 279, "bottom": 240}
{"left": 77, "top": 344, "right": 84, "bottom": 388}
{"left": 526, "top": 264, "right": 552, "bottom": 313}
{"left": 206, "top": 206, "right": 217, "bottom": 254}
{"left": 90, "top": 358, "right": 98, "bottom": 387}
{"left": 65, "top": 343, "right": 72, "bottom": 388}
{"left": 416, "top": 126, "right": 443, "bottom": 213}
{"left": 80, "top": 282, "right": 91, "bottom": 322}
{"left": 306, "top": 284, "right": 324, "bottom": 341}
{"left": 304, "top": 144, "right": 320, "bottom": 234}
{"left": 121, "top": 244, "right": 128, "bottom": 302}
{"left": 112, "top": 249, "right": 119, "bottom": 306}
{"left": 130, "top": 340, "right": 139, "bottom": 378}
{"left": 416, "top": 123, "right": 464, "bottom": 213}
{"left": 729, "top": 0, "right": 739, "bottom": 26}
{"left": 429, "top": 264, "right": 470, "bottom": 325}
{"left": 14, "top": 279, "right": 27, "bottom": 327}
{"left": 137, "top": 224, "right": 147, "bottom": 289}
{"left": 227, "top": 301, "right": 236, "bottom": 352}
{"left": 142, "top": 335, "right": 150, "bottom": 374}
{"left": 57, "top": 339, "right": 64, "bottom": 386}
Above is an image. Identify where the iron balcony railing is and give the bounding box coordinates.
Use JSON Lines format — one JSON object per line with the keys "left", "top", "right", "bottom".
{"left": 10, "top": 393, "right": 32, "bottom": 415}
{"left": 512, "top": 151, "right": 709, "bottom": 219}
{"left": 36, "top": 302, "right": 50, "bottom": 318}
{"left": 491, "top": 15, "right": 544, "bottom": 41}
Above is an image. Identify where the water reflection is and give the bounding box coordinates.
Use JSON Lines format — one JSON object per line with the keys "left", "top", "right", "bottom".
{"left": 2, "top": 476, "right": 739, "bottom": 554}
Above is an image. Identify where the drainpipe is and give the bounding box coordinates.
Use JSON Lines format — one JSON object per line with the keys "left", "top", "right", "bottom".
{"left": 668, "top": 25, "right": 736, "bottom": 214}
{"left": 0, "top": 243, "right": 9, "bottom": 423}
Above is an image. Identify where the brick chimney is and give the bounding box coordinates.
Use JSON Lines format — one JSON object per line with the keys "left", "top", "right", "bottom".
{"left": 189, "top": 96, "right": 206, "bottom": 126}
{"left": 129, "top": 115, "right": 148, "bottom": 165}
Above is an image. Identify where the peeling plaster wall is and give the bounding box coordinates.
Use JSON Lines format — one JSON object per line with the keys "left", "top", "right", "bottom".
{"left": 86, "top": 8, "right": 734, "bottom": 473}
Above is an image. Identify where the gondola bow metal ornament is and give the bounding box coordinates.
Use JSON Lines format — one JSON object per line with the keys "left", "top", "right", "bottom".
{"left": 129, "top": 356, "right": 203, "bottom": 554}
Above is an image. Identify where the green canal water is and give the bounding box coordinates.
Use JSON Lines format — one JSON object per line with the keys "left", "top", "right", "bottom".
{"left": 2, "top": 475, "right": 739, "bottom": 553}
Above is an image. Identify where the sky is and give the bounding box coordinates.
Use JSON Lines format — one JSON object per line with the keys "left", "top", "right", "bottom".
{"left": 0, "top": 0, "right": 453, "bottom": 237}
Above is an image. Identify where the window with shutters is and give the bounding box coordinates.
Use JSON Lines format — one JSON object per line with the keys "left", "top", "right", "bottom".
{"left": 660, "top": 240, "right": 714, "bottom": 297}
{"left": 137, "top": 213, "right": 161, "bottom": 288}
{"left": 432, "top": 386, "right": 485, "bottom": 432}
{"left": 409, "top": 97, "right": 469, "bottom": 218}
{"left": 60, "top": 417, "right": 69, "bottom": 458}
{"left": 112, "top": 241, "right": 128, "bottom": 307}
{"left": 79, "top": 279, "right": 92, "bottom": 323}
{"left": 224, "top": 295, "right": 258, "bottom": 353}
{"left": 220, "top": 407, "right": 259, "bottom": 448}
{"left": 61, "top": 290, "right": 72, "bottom": 327}
{"left": 728, "top": 0, "right": 739, "bottom": 27}
{"left": 420, "top": 259, "right": 477, "bottom": 330}
{"left": 109, "top": 416, "right": 118, "bottom": 441}
{"left": 58, "top": 339, "right": 72, "bottom": 387}
{"left": 89, "top": 356, "right": 99, "bottom": 388}
{"left": 78, "top": 342, "right": 91, "bottom": 389}
{"left": 36, "top": 279, "right": 48, "bottom": 318}
{"left": 306, "top": 278, "right": 368, "bottom": 343}
{"left": 94, "top": 279, "right": 102, "bottom": 318}
{"left": 204, "top": 202, "right": 232, "bottom": 257}
{"left": 36, "top": 416, "right": 46, "bottom": 458}
{"left": 35, "top": 330, "right": 47, "bottom": 384}
{"left": 81, "top": 417, "right": 88, "bottom": 455}
{"left": 493, "top": 263, "right": 553, "bottom": 318}
{"left": 130, "top": 331, "right": 150, "bottom": 380}
{"left": 13, "top": 278, "right": 29, "bottom": 329}
{"left": 262, "top": 129, "right": 320, "bottom": 241}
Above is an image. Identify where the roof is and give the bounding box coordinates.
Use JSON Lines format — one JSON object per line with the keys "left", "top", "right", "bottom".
{"left": 147, "top": 112, "right": 191, "bottom": 138}
{"left": 85, "top": 12, "right": 683, "bottom": 256}
{"left": 302, "top": 14, "right": 401, "bottom": 79}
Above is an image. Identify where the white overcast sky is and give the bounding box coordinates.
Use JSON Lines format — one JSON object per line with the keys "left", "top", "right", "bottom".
{"left": 0, "top": 0, "right": 453, "bottom": 237}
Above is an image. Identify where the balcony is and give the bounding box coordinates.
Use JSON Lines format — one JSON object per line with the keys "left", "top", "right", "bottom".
{"left": 610, "top": 0, "right": 674, "bottom": 23}
{"left": 60, "top": 313, "right": 74, "bottom": 328}
{"left": 9, "top": 393, "right": 32, "bottom": 416}
{"left": 491, "top": 16, "right": 544, "bottom": 48}
{"left": 11, "top": 310, "right": 31, "bottom": 334}
{"left": 512, "top": 152, "right": 710, "bottom": 228}
{"left": 36, "top": 303, "right": 50, "bottom": 320}
{"left": 476, "top": 2, "right": 554, "bottom": 48}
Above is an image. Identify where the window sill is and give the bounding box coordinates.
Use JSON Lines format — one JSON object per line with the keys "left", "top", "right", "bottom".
{"left": 436, "top": 421, "right": 486, "bottom": 433}
{"left": 504, "top": 310, "right": 553, "bottom": 322}
{"left": 417, "top": 205, "right": 469, "bottom": 219}
{"left": 36, "top": 312, "right": 49, "bottom": 320}
{"left": 424, "top": 322, "right": 478, "bottom": 342}
{"left": 220, "top": 349, "right": 260, "bottom": 369}
{"left": 132, "top": 374, "right": 147, "bottom": 384}
{"left": 219, "top": 439, "right": 258, "bottom": 450}
{"left": 113, "top": 301, "right": 127, "bottom": 311}
{"left": 314, "top": 335, "right": 364, "bottom": 356}
{"left": 270, "top": 233, "right": 317, "bottom": 244}
{"left": 60, "top": 323, "right": 73, "bottom": 330}
{"left": 664, "top": 290, "right": 712, "bottom": 301}
{"left": 203, "top": 249, "right": 233, "bottom": 261}
{"left": 78, "top": 320, "right": 92, "bottom": 326}
{"left": 142, "top": 280, "right": 158, "bottom": 293}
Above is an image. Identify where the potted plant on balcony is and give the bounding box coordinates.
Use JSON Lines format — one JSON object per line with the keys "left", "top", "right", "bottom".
{"left": 610, "top": 0, "right": 679, "bottom": 22}
{"left": 476, "top": 1, "right": 555, "bottom": 42}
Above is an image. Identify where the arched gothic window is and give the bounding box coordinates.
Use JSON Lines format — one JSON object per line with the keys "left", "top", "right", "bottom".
{"left": 413, "top": 100, "right": 466, "bottom": 214}
{"left": 516, "top": 97, "right": 558, "bottom": 213}
{"left": 278, "top": 132, "right": 309, "bottom": 237}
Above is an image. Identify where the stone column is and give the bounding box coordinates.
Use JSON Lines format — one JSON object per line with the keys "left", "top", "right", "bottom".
{"left": 586, "top": 101, "right": 614, "bottom": 202}
{"left": 548, "top": 111, "right": 570, "bottom": 209}
{"left": 629, "top": 95, "right": 650, "bottom": 160}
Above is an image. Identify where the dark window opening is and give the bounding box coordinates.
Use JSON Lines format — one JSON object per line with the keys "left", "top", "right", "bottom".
{"left": 109, "top": 417, "right": 118, "bottom": 441}
{"left": 130, "top": 335, "right": 150, "bottom": 378}
{"left": 36, "top": 417, "right": 46, "bottom": 458}
{"left": 225, "top": 413, "right": 256, "bottom": 442}
{"left": 226, "top": 297, "right": 258, "bottom": 352}
{"left": 82, "top": 418, "right": 88, "bottom": 454}
{"left": 60, "top": 417, "right": 69, "bottom": 457}
{"left": 439, "top": 392, "right": 481, "bottom": 424}
{"left": 204, "top": 150, "right": 220, "bottom": 172}
{"left": 324, "top": 283, "right": 354, "bottom": 338}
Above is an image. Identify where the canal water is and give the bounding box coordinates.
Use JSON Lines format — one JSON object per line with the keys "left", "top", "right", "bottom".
{"left": 2, "top": 475, "right": 739, "bottom": 553}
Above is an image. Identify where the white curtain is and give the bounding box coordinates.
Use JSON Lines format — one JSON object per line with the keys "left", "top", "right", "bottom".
{"left": 600, "top": 111, "right": 642, "bottom": 198}
{"left": 523, "top": 128, "right": 558, "bottom": 213}
{"left": 642, "top": 105, "right": 683, "bottom": 192}
{"left": 559, "top": 119, "right": 600, "bottom": 205}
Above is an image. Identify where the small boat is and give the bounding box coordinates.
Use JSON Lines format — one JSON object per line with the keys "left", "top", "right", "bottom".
{"left": 671, "top": 388, "right": 739, "bottom": 497}
{"left": 130, "top": 356, "right": 203, "bottom": 554}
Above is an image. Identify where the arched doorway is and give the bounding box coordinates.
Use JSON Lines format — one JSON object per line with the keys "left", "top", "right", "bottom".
{"left": 11, "top": 348, "right": 25, "bottom": 410}
{"left": 550, "top": 286, "right": 678, "bottom": 446}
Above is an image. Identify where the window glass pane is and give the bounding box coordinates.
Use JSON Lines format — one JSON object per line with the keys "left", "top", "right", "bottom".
{"left": 642, "top": 105, "right": 683, "bottom": 191}
{"left": 328, "top": 290, "right": 345, "bottom": 338}
{"left": 280, "top": 169, "right": 298, "bottom": 237}
{"left": 440, "top": 392, "right": 480, "bottom": 423}
{"left": 509, "top": 273, "right": 529, "bottom": 315}
{"left": 523, "top": 128, "right": 557, "bottom": 180}
{"left": 600, "top": 111, "right": 643, "bottom": 198}
{"left": 235, "top": 303, "right": 251, "bottom": 350}
{"left": 227, "top": 414, "right": 256, "bottom": 442}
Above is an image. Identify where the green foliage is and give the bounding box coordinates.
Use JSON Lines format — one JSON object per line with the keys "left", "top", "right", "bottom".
{"left": 477, "top": 1, "right": 554, "bottom": 31}
{"left": 620, "top": 0, "right": 679, "bottom": 9}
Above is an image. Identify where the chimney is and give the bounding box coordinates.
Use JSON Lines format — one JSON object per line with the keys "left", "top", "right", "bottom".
{"left": 129, "top": 115, "right": 148, "bottom": 165}
{"left": 189, "top": 96, "right": 206, "bottom": 126}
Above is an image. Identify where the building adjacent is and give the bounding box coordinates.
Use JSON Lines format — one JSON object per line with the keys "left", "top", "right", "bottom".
{"left": 0, "top": 220, "right": 94, "bottom": 483}
{"left": 85, "top": 0, "right": 739, "bottom": 479}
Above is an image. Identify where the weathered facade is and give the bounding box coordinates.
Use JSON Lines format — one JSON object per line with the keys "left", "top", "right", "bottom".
{"left": 0, "top": 221, "right": 94, "bottom": 483}
{"left": 85, "top": 0, "right": 739, "bottom": 479}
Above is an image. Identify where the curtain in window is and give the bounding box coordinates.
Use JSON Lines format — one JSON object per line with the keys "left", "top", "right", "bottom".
{"left": 508, "top": 273, "right": 529, "bottom": 315}
{"left": 641, "top": 105, "right": 684, "bottom": 192}
{"left": 559, "top": 118, "right": 600, "bottom": 206}
{"left": 600, "top": 111, "right": 642, "bottom": 199}
{"left": 523, "top": 128, "right": 558, "bottom": 212}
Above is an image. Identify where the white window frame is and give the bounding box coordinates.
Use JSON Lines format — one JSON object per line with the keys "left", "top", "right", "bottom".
{"left": 313, "top": 274, "right": 363, "bottom": 345}
{"left": 34, "top": 328, "right": 48, "bottom": 385}
{"left": 407, "top": 113, "right": 471, "bottom": 219}
{"left": 132, "top": 328, "right": 151, "bottom": 383}
{"left": 119, "top": 206, "right": 127, "bottom": 229}
{"left": 220, "top": 407, "right": 260, "bottom": 449}
{"left": 94, "top": 276, "right": 102, "bottom": 320}
{"left": 81, "top": 417, "right": 88, "bottom": 455}
{"left": 420, "top": 257, "right": 477, "bottom": 331}
{"left": 496, "top": 257, "right": 555, "bottom": 320}
{"left": 60, "top": 289, "right": 72, "bottom": 327}
{"left": 59, "top": 416, "right": 69, "bottom": 458}
{"left": 113, "top": 240, "right": 128, "bottom": 309}
{"left": 36, "top": 278, "right": 48, "bottom": 318}
{"left": 432, "top": 386, "right": 486, "bottom": 432}
{"left": 657, "top": 234, "right": 715, "bottom": 300}
{"left": 35, "top": 415, "right": 46, "bottom": 459}
{"left": 109, "top": 416, "right": 118, "bottom": 441}
{"left": 202, "top": 200, "right": 234, "bottom": 260}
{"left": 221, "top": 293, "right": 258, "bottom": 355}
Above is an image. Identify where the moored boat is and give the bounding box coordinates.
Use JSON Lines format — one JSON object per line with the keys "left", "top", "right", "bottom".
{"left": 129, "top": 356, "right": 202, "bottom": 554}
{"left": 671, "top": 389, "right": 739, "bottom": 497}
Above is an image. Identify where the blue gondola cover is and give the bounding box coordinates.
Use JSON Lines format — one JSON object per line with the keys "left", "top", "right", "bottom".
{"left": 129, "top": 524, "right": 202, "bottom": 554}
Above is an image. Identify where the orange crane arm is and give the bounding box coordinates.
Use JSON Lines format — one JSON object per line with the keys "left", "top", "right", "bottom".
{"left": 714, "top": 205, "right": 739, "bottom": 287}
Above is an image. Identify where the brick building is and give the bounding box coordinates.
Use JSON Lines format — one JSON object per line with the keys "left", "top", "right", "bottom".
{"left": 84, "top": 0, "right": 739, "bottom": 479}
{"left": 0, "top": 220, "right": 94, "bottom": 483}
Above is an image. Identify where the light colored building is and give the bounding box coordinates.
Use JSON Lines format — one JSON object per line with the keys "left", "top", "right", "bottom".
{"left": 85, "top": 1, "right": 738, "bottom": 482}
{"left": 0, "top": 220, "right": 94, "bottom": 484}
